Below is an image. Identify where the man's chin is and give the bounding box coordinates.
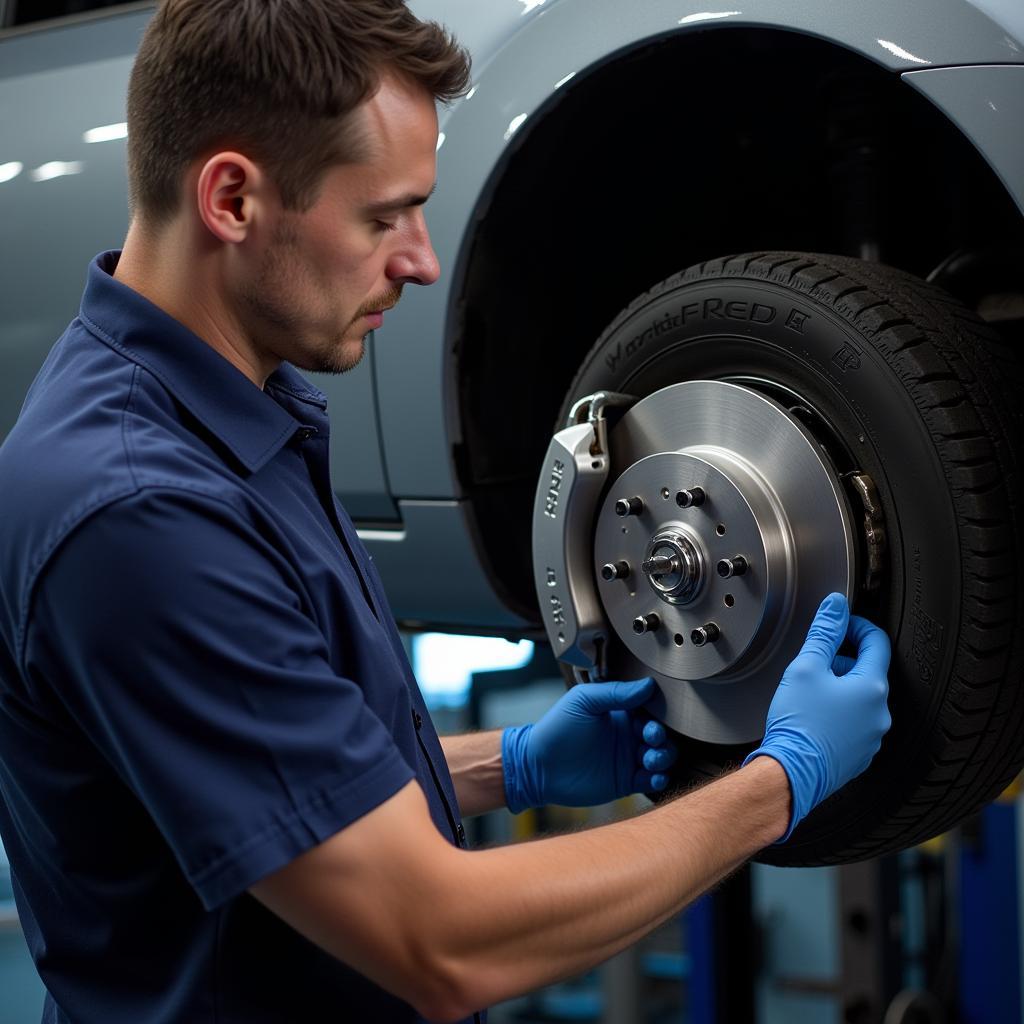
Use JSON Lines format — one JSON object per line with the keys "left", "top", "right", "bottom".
{"left": 299, "top": 335, "right": 366, "bottom": 376}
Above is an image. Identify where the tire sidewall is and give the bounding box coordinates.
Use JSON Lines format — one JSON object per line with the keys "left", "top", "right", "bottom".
{"left": 563, "top": 273, "right": 962, "bottom": 856}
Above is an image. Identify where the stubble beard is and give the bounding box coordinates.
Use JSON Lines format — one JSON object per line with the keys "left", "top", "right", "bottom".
{"left": 241, "top": 227, "right": 400, "bottom": 376}
{"left": 308, "top": 282, "right": 403, "bottom": 375}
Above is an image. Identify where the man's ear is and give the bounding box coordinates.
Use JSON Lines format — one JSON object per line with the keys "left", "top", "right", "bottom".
{"left": 195, "top": 152, "right": 267, "bottom": 244}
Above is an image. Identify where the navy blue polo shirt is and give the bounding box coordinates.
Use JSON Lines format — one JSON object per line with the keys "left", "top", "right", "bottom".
{"left": 0, "top": 251, "right": 476, "bottom": 1023}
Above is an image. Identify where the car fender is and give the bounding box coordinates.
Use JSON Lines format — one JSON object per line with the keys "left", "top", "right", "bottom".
{"left": 376, "top": 0, "right": 1024, "bottom": 500}
{"left": 902, "top": 64, "right": 1024, "bottom": 221}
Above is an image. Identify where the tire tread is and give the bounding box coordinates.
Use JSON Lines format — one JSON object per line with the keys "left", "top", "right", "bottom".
{"left": 565, "top": 250, "right": 1023, "bottom": 864}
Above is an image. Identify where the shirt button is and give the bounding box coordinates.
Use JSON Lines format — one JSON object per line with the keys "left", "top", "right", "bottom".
{"left": 456, "top": 823, "right": 466, "bottom": 844}
{"left": 412, "top": 710, "right": 423, "bottom": 731}
{"left": 296, "top": 426, "right": 317, "bottom": 441}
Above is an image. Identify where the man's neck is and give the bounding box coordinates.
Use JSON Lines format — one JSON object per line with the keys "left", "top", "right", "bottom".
{"left": 114, "top": 222, "right": 277, "bottom": 389}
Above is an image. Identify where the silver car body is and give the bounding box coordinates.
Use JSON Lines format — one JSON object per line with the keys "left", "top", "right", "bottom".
{"left": 1, "top": 0, "right": 1022, "bottom": 630}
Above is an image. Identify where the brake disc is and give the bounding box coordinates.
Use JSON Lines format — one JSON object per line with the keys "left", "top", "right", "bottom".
{"left": 532, "top": 379, "right": 857, "bottom": 744}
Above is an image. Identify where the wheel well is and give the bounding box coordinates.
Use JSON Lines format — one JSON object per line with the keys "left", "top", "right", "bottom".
{"left": 453, "top": 26, "right": 1024, "bottom": 621}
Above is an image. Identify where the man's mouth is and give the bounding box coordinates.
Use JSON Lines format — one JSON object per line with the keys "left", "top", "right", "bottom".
{"left": 362, "top": 299, "right": 399, "bottom": 328}
{"left": 354, "top": 290, "right": 402, "bottom": 330}
{"left": 361, "top": 307, "right": 391, "bottom": 329}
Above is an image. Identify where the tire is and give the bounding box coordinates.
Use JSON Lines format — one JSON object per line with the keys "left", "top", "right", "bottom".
{"left": 557, "top": 252, "right": 1023, "bottom": 866}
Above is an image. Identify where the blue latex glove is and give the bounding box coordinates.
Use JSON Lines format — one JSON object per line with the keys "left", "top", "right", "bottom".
{"left": 743, "top": 592, "right": 892, "bottom": 842}
{"left": 502, "top": 677, "right": 677, "bottom": 813}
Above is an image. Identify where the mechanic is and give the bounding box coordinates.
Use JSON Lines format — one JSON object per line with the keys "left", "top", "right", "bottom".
{"left": 0, "top": 1, "right": 891, "bottom": 1022}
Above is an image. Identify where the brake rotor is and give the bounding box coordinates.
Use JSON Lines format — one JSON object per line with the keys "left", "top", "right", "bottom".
{"left": 533, "top": 379, "right": 857, "bottom": 744}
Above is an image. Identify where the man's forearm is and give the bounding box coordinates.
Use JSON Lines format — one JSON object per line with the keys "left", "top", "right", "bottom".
{"left": 439, "top": 730, "right": 506, "bottom": 817}
{"left": 252, "top": 755, "right": 790, "bottom": 1021}
{"left": 437, "top": 755, "right": 789, "bottom": 1010}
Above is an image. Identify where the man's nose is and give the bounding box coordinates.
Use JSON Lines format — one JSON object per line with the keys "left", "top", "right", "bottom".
{"left": 387, "top": 217, "right": 441, "bottom": 287}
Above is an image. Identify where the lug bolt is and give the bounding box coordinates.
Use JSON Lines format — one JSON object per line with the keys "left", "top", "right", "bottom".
{"left": 641, "top": 554, "right": 678, "bottom": 577}
{"left": 716, "top": 555, "right": 749, "bottom": 579}
{"left": 633, "top": 613, "right": 661, "bottom": 635}
{"left": 615, "top": 496, "right": 645, "bottom": 517}
{"left": 675, "top": 486, "right": 706, "bottom": 508}
{"left": 690, "top": 622, "right": 721, "bottom": 647}
{"left": 601, "top": 560, "right": 631, "bottom": 581}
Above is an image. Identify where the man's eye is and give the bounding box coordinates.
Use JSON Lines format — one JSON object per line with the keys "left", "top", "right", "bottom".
{"left": 375, "top": 220, "right": 398, "bottom": 232}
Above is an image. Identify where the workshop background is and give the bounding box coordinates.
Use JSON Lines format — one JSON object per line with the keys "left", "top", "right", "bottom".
{"left": 2, "top": 631, "right": 1022, "bottom": 1023}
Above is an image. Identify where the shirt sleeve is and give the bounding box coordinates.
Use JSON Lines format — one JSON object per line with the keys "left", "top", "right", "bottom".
{"left": 24, "top": 485, "right": 416, "bottom": 910}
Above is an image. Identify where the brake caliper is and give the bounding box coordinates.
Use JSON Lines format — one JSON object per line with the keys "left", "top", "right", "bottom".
{"left": 531, "top": 392, "right": 636, "bottom": 682}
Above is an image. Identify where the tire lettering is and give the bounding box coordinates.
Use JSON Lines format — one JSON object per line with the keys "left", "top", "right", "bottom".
{"left": 602, "top": 299, "right": 778, "bottom": 372}
{"left": 831, "top": 343, "right": 861, "bottom": 372}
{"left": 681, "top": 302, "right": 700, "bottom": 324}
{"left": 785, "top": 307, "right": 811, "bottom": 333}
{"left": 601, "top": 298, "right": 780, "bottom": 373}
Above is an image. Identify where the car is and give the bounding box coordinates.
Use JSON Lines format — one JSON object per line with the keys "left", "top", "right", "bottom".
{"left": 1, "top": 0, "right": 1022, "bottom": 865}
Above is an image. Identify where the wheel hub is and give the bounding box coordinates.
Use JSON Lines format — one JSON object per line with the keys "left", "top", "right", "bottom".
{"left": 595, "top": 447, "right": 781, "bottom": 685}
{"left": 641, "top": 528, "right": 704, "bottom": 605}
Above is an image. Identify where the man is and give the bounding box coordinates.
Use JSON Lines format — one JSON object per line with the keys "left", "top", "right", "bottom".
{"left": 0, "top": 1, "right": 891, "bottom": 1021}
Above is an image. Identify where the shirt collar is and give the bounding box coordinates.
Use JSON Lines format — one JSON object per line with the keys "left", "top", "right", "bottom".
{"left": 79, "top": 251, "right": 328, "bottom": 474}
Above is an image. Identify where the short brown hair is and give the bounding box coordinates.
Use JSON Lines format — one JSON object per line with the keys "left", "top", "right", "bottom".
{"left": 126, "top": 0, "right": 470, "bottom": 226}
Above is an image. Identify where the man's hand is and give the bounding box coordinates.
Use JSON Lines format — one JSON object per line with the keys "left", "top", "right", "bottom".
{"left": 743, "top": 592, "right": 892, "bottom": 841}
{"left": 502, "top": 678, "right": 677, "bottom": 813}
